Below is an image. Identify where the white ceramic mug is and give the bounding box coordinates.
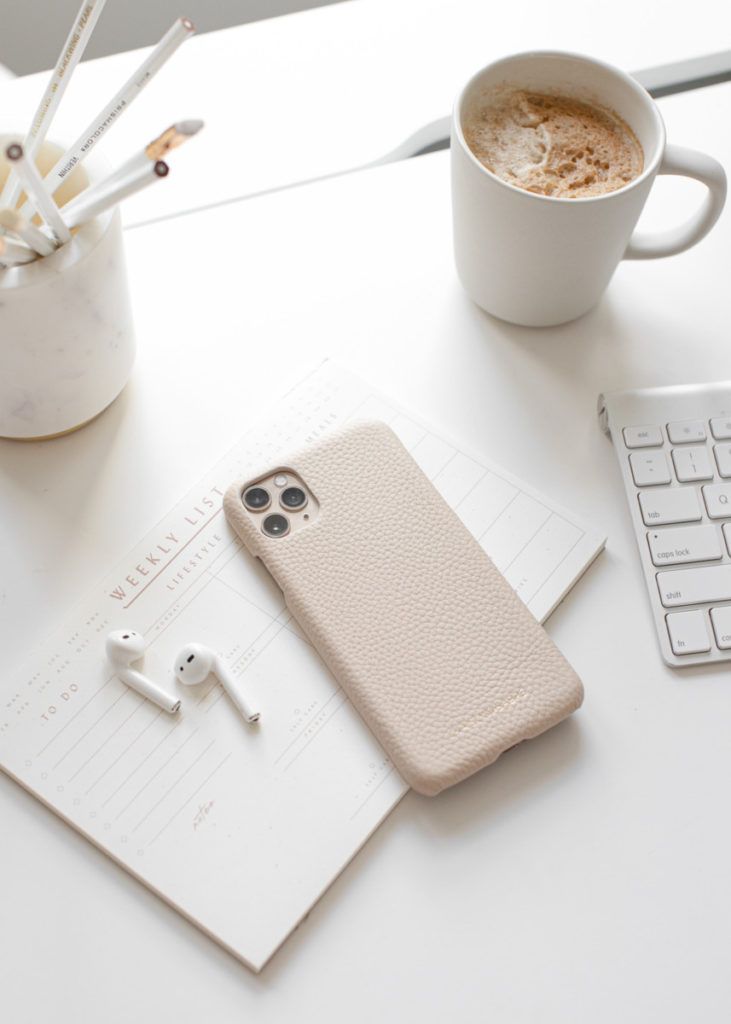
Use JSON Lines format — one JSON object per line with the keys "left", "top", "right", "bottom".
{"left": 451, "top": 51, "right": 728, "bottom": 327}
{"left": 0, "top": 138, "right": 135, "bottom": 440}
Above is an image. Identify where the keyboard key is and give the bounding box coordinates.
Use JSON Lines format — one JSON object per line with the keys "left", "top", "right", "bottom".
{"left": 667, "top": 419, "right": 707, "bottom": 444}
{"left": 639, "top": 487, "right": 702, "bottom": 526}
{"left": 629, "top": 451, "right": 671, "bottom": 486}
{"left": 710, "top": 606, "right": 731, "bottom": 649}
{"left": 702, "top": 483, "right": 731, "bottom": 519}
{"left": 713, "top": 443, "right": 731, "bottom": 478}
{"left": 657, "top": 564, "right": 731, "bottom": 607}
{"left": 710, "top": 417, "right": 731, "bottom": 440}
{"left": 666, "top": 610, "right": 711, "bottom": 654}
{"left": 723, "top": 524, "right": 731, "bottom": 556}
{"left": 623, "top": 425, "right": 663, "bottom": 448}
{"left": 671, "top": 446, "right": 713, "bottom": 482}
{"left": 647, "top": 524, "right": 722, "bottom": 566}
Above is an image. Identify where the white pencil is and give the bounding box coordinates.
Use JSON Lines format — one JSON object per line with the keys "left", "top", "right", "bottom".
{"left": 0, "top": 0, "right": 109, "bottom": 210}
{"left": 100, "top": 119, "right": 203, "bottom": 192}
{"left": 0, "top": 209, "right": 55, "bottom": 257}
{"left": 5, "top": 143, "right": 72, "bottom": 246}
{"left": 62, "top": 159, "right": 169, "bottom": 229}
{"left": 0, "top": 236, "right": 37, "bottom": 268}
{"left": 19, "top": 17, "right": 195, "bottom": 218}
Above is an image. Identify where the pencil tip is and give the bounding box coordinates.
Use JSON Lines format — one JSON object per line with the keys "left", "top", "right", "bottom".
{"left": 177, "top": 119, "right": 204, "bottom": 136}
{"left": 181, "top": 17, "right": 196, "bottom": 32}
{"left": 154, "top": 161, "right": 170, "bottom": 178}
{"left": 5, "top": 143, "right": 23, "bottom": 162}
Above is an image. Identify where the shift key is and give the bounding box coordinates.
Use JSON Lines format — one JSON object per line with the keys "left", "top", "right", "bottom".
{"left": 639, "top": 487, "right": 701, "bottom": 526}
{"left": 657, "top": 564, "right": 731, "bottom": 607}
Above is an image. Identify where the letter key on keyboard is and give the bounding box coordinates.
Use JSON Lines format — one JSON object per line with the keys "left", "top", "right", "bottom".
{"left": 702, "top": 484, "right": 731, "bottom": 519}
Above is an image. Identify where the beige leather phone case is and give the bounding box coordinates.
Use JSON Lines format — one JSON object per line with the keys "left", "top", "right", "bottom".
{"left": 224, "top": 420, "right": 583, "bottom": 796}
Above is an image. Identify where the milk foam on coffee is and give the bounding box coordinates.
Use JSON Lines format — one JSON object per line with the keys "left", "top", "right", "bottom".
{"left": 464, "top": 89, "right": 643, "bottom": 198}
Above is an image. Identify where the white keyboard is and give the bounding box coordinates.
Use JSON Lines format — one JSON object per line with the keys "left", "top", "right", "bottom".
{"left": 599, "top": 381, "right": 731, "bottom": 667}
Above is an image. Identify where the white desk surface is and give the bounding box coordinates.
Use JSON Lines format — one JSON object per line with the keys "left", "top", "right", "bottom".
{"left": 2, "top": 63, "right": 731, "bottom": 1024}
{"left": 0, "top": 0, "right": 730, "bottom": 224}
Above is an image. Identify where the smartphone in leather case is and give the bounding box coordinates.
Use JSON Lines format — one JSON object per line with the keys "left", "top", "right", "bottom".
{"left": 224, "top": 420, "right": 583, "bottom": 796}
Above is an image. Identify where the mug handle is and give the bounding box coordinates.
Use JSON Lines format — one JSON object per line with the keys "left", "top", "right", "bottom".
{"left": 624, "top": 144, "right": 727, "bottom": 260}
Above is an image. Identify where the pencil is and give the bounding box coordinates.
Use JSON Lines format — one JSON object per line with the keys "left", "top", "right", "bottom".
{"left": 101, "top": 119, "right": 203, "bottom": 191}
{"left": 61, "top": 159, "right": 169, "bottom": 229}
{"left": 0, "top": 236, "right": 37, "bottom": 268}
{"left": 19, "top": 17, "right": 195, "bottom": 218}
{"left": 5, "top": 142, "right": 72, "bottom": 246}
{"left": 0, "top": 208, "right": 55, "bottom": 257}
{"left": 0, "top": 0, "right": 108, "bottom": 209}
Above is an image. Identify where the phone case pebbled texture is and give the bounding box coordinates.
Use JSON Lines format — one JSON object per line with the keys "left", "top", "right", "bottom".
{"left": 224, "top": 420, "right": 583, "bottom": 795}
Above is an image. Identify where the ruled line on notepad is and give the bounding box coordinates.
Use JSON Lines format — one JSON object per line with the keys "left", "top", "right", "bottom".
{"left": 52, "top": 690, "right": 126, "bottom": 770}
{"left": 448, "top": 467, "right": 489, "bottom": 509}
{"left": 132, "top": 738, "right": 216, "bottom": 834}
{"left": 35, "top": 675, "right": 115, "bottom": 759}
{"left": 212, "top": 570, "right": 288, "bottom": 632}
{"left": 475, "top": 489, "right": 522, "bottom": 543}
{"left": 524, "top": 531, "right": 586, "bottom": 605}
{"left": 115, "top": 727, "right": 199, "bottom": 820}
{"left": 273, "top": 687, "right": 344, "bottom": 766}
{"left": 500, "top": 512, "right": 554, "bottom": 574}
{"left": 86, "top": 708, "right": 163, "bottom": 795}
{"left": 201, "top": 608, "right": 295, "bottom": 713}
{"left": 146, "top": 751, "right": 232, "bottom": 848}
{"left": 101, "top": 716, "right": 182, "bottom": 808}
{"left": 67, "top": 699, "right": 144, "bottom": 784}
{"left": 350, "top": 764, "right": 396, "bottom": 821}
{"left": 281, "top": 694, "right": 350, "bottom": 772}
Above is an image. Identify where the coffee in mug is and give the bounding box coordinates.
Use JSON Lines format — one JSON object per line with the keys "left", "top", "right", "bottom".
{"left": 450, "top": 51, "right": 728, "bottom": 327}
{"left": 463, "top": 89, "right": 643, "bottom": 198}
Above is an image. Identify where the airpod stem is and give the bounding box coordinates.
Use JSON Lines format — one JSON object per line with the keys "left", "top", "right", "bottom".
{"left": 213, "top": 655, "right": 260, "bottom": 725}
{"left": 106, "top": 629, "right": 180, "bottom": 715}
{"left": 122, "top": 667, "right": 181, "bottom": 715}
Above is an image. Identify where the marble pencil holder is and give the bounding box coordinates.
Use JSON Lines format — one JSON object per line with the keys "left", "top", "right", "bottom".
{"left": 0, "top": 137, "right": 135, "bottom": 440}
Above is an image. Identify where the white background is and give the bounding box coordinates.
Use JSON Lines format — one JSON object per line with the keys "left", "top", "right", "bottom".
{"left": 2, "top": 1, "right": 731, "bottom": 1020}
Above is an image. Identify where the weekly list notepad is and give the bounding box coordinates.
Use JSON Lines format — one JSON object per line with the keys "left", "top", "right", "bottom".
{"left": 0, "top": 363, "right": 605, "bottom": 971}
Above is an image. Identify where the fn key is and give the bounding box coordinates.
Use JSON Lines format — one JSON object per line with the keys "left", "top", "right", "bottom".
{"left": 666, "top": 610, "right": 711, "bottom": 655}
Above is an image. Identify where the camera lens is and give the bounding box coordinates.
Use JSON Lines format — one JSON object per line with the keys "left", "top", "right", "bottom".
{"left": 243, "top": 486, "right": 270, "bottom": 511}
{"left": 280, "top": 486, "right": 307, "bottom": 510}
{"left": 262, "top": 513, "right": 289, "bottom": 537}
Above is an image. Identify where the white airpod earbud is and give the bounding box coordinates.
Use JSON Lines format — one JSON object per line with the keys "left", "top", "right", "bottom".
{"left": 106, "top": 629, "right": 181, "bottom": 714}
{"left": 173, "top": 643, "right": 260, "bottom": 724}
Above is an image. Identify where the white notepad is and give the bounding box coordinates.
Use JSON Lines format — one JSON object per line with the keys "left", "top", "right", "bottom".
{"left": 0, "top": 363, "right": 605, "bottom": 971}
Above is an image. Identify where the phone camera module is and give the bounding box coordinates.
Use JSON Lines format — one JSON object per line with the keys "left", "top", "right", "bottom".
{"left": 243, "top": 486, "right": 271, "bottom": 512}
{"left": 262, "top": 513, "right": 290, "bottom": 538}
{"left": 280, "top": 486, "right": 307, "bottom": 510}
